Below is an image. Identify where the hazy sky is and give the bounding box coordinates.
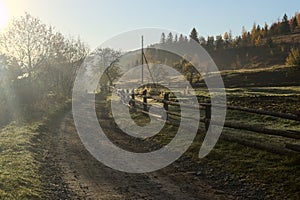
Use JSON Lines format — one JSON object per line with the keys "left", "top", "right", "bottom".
{"left": 1, "top": 0, "right": 300, "bottom": 49}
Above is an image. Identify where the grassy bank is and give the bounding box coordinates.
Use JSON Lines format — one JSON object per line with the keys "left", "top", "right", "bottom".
{"left": 0, "top": 99, "right": 71, "bottom": 199}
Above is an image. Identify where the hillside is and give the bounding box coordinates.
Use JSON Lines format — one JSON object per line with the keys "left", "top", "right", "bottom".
{"left": 208, "top": 33, "right": 300, "bottom": 70}
{"left": 196, "top": 65, "right": 300, "bottom": 88}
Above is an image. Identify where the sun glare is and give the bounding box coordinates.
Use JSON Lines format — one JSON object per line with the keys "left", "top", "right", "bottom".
{"left": 0, "top": 0, "right": 9, "bottom": 30}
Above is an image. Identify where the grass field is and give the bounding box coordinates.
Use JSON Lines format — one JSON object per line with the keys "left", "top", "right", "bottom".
{"left": 0, "top": 81, "right": 299, "bottom": 199}
{"left": 111, "top": 85, "right": 300, "bottom": 199}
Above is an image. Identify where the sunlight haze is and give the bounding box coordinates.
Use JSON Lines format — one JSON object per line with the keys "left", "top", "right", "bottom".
{"left": 0, "top": 1, "right": 300, "bottom": 199}
{"left": 0, "top": 0, "right": 9, "bottom": 30}
{"left": 1, "top": 0, "right": 300, "bottom": 49}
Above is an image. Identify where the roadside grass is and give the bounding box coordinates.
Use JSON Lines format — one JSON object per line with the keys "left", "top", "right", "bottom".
{"left": 0, "top": 98, "right": 71, "bottom": 199}
{"left": 0, "top": 123, "right": 43, "bottom": 199}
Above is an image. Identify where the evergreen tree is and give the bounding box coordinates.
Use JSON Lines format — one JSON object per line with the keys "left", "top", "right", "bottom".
{"left": 160, "top": 32, "right": 166, "bottom": 44}
{"left": 166, "top": 32, "right": 173, "bottom": 44}
{"left": 291, "top": 17, "right": 298, "bottom": 32}
{"left": 280, "top": 13, "right": 290, "bottom": 34}
{"left": 178, "top": 34, "right": 184, "bottom": 43}
{"left": 233, "top": 36, "right": 242, "bottom": 47}
{"left": 174, "top": 34, "right": 178, "bottom": 43}
{"left": 264, "top": 22, "right": 269, "bottom": 32}
{"left": 256, "top": 24, "right": 261, "bottom": 33}
{"left": 262, "top": 22, "right": 269, "bottom": 37}
{"left": 184, "top": 36, "right": 188, "bottom": 42}
{"left": 189, "top": 28, "right": 199, "bottom": 43}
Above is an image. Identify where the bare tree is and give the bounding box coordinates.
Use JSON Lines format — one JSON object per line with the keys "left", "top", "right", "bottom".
{"left": 0, "top": 13, "right": 54, "bottom": 79}
{"left": 0, "top": 13, "right": 89, "bottom": 96}
{"left": 92, "top": 48, "right": 121, "bottom": 89}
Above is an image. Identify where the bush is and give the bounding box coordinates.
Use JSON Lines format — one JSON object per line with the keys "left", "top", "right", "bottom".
{"left": 285, "top": 48, "right": 300, "bottom": 66}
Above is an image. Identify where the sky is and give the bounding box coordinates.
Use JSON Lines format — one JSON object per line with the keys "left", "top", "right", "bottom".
{"left": 1, "top": 0, "right": 300, "bottom": 50}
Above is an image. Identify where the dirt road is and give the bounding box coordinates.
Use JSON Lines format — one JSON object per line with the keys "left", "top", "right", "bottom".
{"left": 38, "top": 97, "right": 264, "bottom": 199}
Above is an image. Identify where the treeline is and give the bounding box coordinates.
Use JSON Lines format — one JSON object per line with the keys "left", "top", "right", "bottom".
{"left": 160, "top": 13, "right": 300, "bottom": 49}
{"left": 155, "top": 13, "right": 300, "bottom": 71}
{"left": 0, "top": 13, "right": 89, "bottom": 125}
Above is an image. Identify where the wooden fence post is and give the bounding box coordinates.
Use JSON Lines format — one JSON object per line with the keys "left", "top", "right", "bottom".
{"left": 205, "top": 103, "right": 211, "bottom": 133}
{"left": 143, "top": 89, "right": 147, "bottom": 111}
{"left": 163, "top": 92, "right": 169, "bottom": 120}
{"left": 296, "top": 110, "right": 300, "bottom": 119}
{"left": 131, "top": 92, "right": 135, "bottom": 108}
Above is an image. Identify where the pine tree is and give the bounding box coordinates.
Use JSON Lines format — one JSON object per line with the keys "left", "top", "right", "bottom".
{"left": 178, "top": 34, "right": 184, "bottom": 43}
{"left": 233, "top": 36, "right": 242, "bottom": 47}
{"left": 160, "top": 33, "right": 166, "bottom": 44}
{"left": 174, "top": 34, "right": 178, "bottom": 43}
{"left": 263, "top": 22, "right": 269, "bottom": 37}
{"left": 189, "top": 28, "right": 199, "bottom": 43}
{"left": 280, "top": 13, "right": 290, "bottom": 34}
{"left": 291, "top": 17, "right": 298, "bottom": 32}
{"left": 184, "top": 36, "right": 188, "bottom": 42}
{"left": 166, "top": 32, "right": 173, "bottom": 44}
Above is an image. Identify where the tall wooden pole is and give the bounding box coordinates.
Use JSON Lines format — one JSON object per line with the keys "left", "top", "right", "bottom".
{"left": 141, "top": 35, "right": 144, "bottom": 85}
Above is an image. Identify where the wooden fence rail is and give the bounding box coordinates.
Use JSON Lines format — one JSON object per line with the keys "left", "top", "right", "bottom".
{"left": 133, "top": 93, "right": 300, "bottom": 122}
{"left": 116, "top": 89, "right": 300, "bottom": 155}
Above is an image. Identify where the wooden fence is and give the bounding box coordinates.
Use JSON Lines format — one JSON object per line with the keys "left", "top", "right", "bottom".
{"left": 115, "top": 89, "right": 300, "bottom": 156}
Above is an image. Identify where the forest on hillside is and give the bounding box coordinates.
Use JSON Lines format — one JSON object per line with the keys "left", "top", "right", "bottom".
{"left": 156, "top": 13, "right": 300, "bottom": 70}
